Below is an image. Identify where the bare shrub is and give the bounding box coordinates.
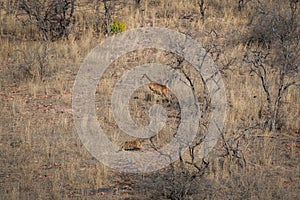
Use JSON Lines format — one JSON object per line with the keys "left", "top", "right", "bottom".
{"left": 238, "top": 0, "right": 251, "bottom": 11}
{"left": 8, "top": 43, "right": 54, "bottom": 82}
{"left": 17, "top": 0, "right": 75, "bottom": 41}
{"left": 243, "top": 0, "right": 300, "bottom": 131}
{"left": 198, "top": 0, "right": 206, "bottom": 20}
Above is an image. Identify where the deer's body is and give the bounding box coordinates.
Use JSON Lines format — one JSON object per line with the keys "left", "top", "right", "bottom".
{"left": 142, "top": 74, "right": 169, "bottom": 98}
{"left": 149, "top": 82, "right": 169, "bottom": 98}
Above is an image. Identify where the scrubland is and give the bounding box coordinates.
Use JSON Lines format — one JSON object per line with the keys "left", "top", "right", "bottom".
{"left": 0, "top": 0, "right": 299, "bottom": 199}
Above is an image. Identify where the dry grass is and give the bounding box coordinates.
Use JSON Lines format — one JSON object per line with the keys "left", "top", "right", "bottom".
{"left": 0, "top": 0, "right": 299, "bottom": 199}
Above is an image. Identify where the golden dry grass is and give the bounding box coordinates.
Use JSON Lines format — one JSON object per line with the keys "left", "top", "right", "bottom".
{"left": 0, "top": 0, "right": 299, "bottom": 199}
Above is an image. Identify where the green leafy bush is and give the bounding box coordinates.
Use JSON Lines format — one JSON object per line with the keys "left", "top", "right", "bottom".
{"left": 110, "top": 21, "right": 126, "bottom": 33}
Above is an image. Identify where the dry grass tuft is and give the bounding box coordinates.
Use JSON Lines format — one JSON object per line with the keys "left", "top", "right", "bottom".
{"left": 0, "top": 0, "right": 299, "bottom": 199}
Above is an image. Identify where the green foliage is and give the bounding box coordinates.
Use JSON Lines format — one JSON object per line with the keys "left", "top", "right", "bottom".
{"left": 109, "top": 21, "right": 126, "bottom": 33}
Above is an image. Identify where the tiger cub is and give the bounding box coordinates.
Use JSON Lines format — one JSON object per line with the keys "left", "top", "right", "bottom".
{"left": 122, "top": 140, "right": 143, "bottom": 151}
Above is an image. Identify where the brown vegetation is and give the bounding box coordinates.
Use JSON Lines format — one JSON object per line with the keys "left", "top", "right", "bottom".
{"left": 0, "top": 0, "right": 299, "bottom": 199}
